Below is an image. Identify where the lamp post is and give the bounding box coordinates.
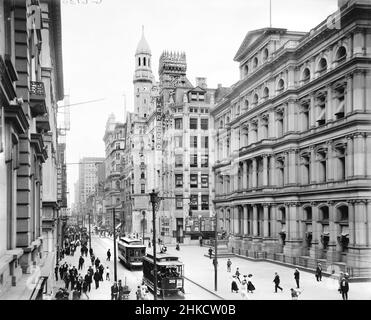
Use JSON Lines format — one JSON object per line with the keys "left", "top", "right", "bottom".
{"left": 113, "top": 207, "right": 118, "bottom": 282}
{"left": 149, "top": 190, "right": 158, "bottom": 300}
{"left": 142, "top": 211, "right": 145, "bottom": 245}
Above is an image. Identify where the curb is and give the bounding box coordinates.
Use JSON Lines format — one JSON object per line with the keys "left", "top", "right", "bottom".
{"left": 183, "top": 275, "right": 225, "bottom": 300}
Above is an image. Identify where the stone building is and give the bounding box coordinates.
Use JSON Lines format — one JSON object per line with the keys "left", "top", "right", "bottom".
{"left": 0, "top": 0, "right": 64, "bottom": 298}
{"left": 158, "top": 51, "right": 216, "bottom": 244}
{"left": 211, "top": 0, "right": 371, "bottom": 278}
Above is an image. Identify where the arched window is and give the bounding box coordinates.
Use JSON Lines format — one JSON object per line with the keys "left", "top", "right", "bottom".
{"left": 253, "top": 93, "right": 259, "bottom": 105}
{"left": 253, "top": 57, "right": 258, "bottom": 68}
{"left": 244, "top": 99, "right": 249, "bottom": 110}
{"left": 263, "top": 87, "right": 269, "bottom": 99}
{"left": 244, "top": 65, "right": 249, "bottom": 76}
{"left": 336, "top": 46, "right": 347, "bottom": 62}
{"left": 277, "top": 79, "right": 285, "bottom": 91}
{"left": 143, "top": 57, "right": 146, "bottom": 66}
{"left": 141, "top": 172, "right": 145, "bottom": 179}
{"left": 148, "top": 58, "right": 151, "bottom": 67}
{"left": 138, "top": 57, "right": 141, "bottom": 66}
{"left": 263, "top": 48, "right": 269, "bottom": 61}
{"left": 302, "top": 68, "right": 310, "bottom": 83}
{"left": 318, "top": 58, "right": 328, "bottom": 73}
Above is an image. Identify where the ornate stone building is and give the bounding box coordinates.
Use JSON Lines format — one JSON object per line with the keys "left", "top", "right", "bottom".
{"left": 211, "top": 0, "right": 371, "bottom": 278}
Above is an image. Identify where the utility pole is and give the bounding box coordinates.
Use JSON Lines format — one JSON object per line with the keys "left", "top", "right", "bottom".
{"left": 214, "top": 210, "right": 218, "bottom": 292}
{"left": 113, "top": 208, "right": 117, "bottom": 282}
{"left": 149, "top": 190, "right": 158, "bottom": 300}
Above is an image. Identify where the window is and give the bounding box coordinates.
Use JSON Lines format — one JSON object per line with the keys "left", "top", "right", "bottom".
{"left": 174, "top": 136, "right": 183, "bottom": 148}
{"left": 263, "top": 48, "right": 269, "bottom": 61}
{"left": 253, "top": 94, "right": 259, "bottom": 105}
{"left": 201, "top": 174, "right": 208, "bottom": 188}
{"left": 253, "top": 57, "right": 258, "bottom": 68}
{"left": 277, "top": 79, "right": 284, "bottom": 92}
{"left": 143, "top": 57, "right": 146, "bottom": 66}
{"left": 141, "top": 172, "right": 145, "bottom": 179}
{"left": 175, "top": 118, "right": 183, "bottom": 129}
{"left": 244, "top": 64, "right": 249, "bottom": 76}
{"left": 201, "top": 118, "right": 208, "bottom": 130}
{"left": 201, "top": 195, "right": 209, "bottom": 210}
{"left": 175, "top": 195, "right": 183, "bottom": 209}
{"left": 302, "top": 68, "right": 310, "bottom": 84}
{"left": 318, "top": 58, "right": 327, "bottom": 74}
{"left": 190, "top": 136, "right": 198, "bottom": 148}
{"left": 199, "top": 94, "right": 205, "bottom": 101}
{"left": 316, "top": 93, "right": 326, "bottom": 126}
{"left": 263, "top": 87, "right": 269, "bottom": 99}
{"left": 116, "top": 143, "right": 120, "bottom": 149}
{"left": 336, "top": 46, "right": 347, "bottom": 62}
{"left": 190, "top": 154, "right": 198, "bottom": 167}
{"left": 175, "top": 154, "right": 183, "bottom": 167}
{"left": 190, "top": 195, "right": 198, "bottom": 210}
{"left": 201, "top": 154, "right": 209, "bottom": 167}
{"left": 190, "top": 174, "right": 198, "bottom": 188}
{"left": 175, "top": 174, "right": 183, "bottom": 188}
{"left": 190, "top": 118, "right": 198, "bottom": 129}
{"left": 334, "top": 85, "right": 345, "bottom": 120}
{"left": 131, "top": 185, "right": 134, "bottom": 193}
{"left": 138, "top": 57, "right": 141, "bottom": 66}
{"left": 201, "top": 136, "right": 208, "bottom": 148}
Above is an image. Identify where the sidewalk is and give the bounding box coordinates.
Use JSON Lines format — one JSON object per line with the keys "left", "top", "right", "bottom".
{"left": 166, "top": 245, "right": 371, "bottom": 300}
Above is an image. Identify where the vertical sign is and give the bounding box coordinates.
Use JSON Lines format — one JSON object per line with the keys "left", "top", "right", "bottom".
{"left": 156, "top": 97, "right": 162, "bottom": 150}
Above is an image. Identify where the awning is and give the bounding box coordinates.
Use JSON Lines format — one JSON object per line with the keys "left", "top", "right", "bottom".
{"left": 115, "top": 223, "right": 121, "bottom": 230}
{"left": 335, "top": 101, "right": 345, "bottom": 115}
{"left": 316, "top": 108, "right": 326, "bottom": 122}
{"left": 341, "top": 231, "right": 349, "bottom": 236}
{"left": 322, "top": 232, "right": 330, "bottom": 236}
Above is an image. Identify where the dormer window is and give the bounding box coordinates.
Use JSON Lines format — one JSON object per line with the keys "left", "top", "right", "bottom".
{"left": 263, "top": 48, "right": 269, "bottom": 61}
{"left": 244, "top": 65, "right": 249, "bottom": 76}
{"left": 262, "top": 87, "right": 269, "bottom": 99}
{"left": 252, "top": 93, "right": 259, "bottom": 106}
{"left": 317, "top": 58, "right": 328, "bottom": 74}
{"left": 336, "top": 46, "right": 347, "bottom": 62}
{"left": 302, "top": 68, "right": 311, "bottom": 84}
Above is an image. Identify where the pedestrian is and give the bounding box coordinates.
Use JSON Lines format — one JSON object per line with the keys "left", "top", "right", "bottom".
{"left": 95, "top": 257, "right": 100, "bottom": 269}
{"left": 106, "top": 266, "right": 110, "bottom": 281}
{"left": 199, "top": 236, "right": 203, "bottom": 247}
{"left": 240, "top": 276, "right": 248, "bottom": 300}
{"left": 136, "top": 286, "right": 142, "bottom": 300}
{"left": 227, "top": 259, "right": 232, "bottom": 272}
{"left": 64, "top": 273, "right": 70, "bottom": 290}
{"left": 208, "top": 248, "right": 213, "bottom": 259}
{"left": 231, "top": 275, "right": 239, "bottom": 293}
{"left": 107, "top": 249, "right": 111, "bottom": 261}
{"left": 89, "top": 247, "right": 93, "bottom": 257}
{"left": 55, "top": 264, "right": 59, "bottom": 281}
{"left": 273, "top": 272, "right": 283, "bottom": 293}
{"left": 294, "top": 268, "right": 300, "bottom": 288}
{"left": 111, "top": 282, "right": 119, "bottom": 300}
{"left": 98, "top": 264, "right": 103, "bottom": 281}
{"left": 91, "top": 254, "right": 95, "bottom": 266}
{"left": 82, "top": 281, "right": 89, "bottom": 299}
{"left": 176, "top": 243, "right": 180, "bottom": 251}
{"left": 118, "top": 280, "right": 124, "bottom": 300}
{"left": 339, "top": 273, "right": 349, "bottom": 300}
{"left": 94, "top": 270, "right": 100, "bottom": 289}
{"left": 148, "top": 241, "right": 151, "bottom": 248}
{"left": 290, "top": 288, "right": 302, "bottom": 300}
{"left": 59, "top": 264, "right": 64, "bottom": 280}
{"left": 72, "top": 287, "right": 81, "bottom": 300}
{"left": 247, "top": 274, "right": 255, "bottom": 293}
{"left": 315, "top": 263, "right": 322, "bottom": 282}
{"left": 78, "top": 255, "right": 84, "bottom": 270}
{"left": 84, "top": 272, "right": 92, "bottom": 292}
{"left": 235, "top": 267, "right": 241, "bottom": 283}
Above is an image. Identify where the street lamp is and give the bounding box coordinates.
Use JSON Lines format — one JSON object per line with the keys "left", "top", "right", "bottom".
{"left": 149, "top": 189, "right": 159, "bottom": 300}
{"left": 214, "top": 209, "right": 218, "bottom": 292}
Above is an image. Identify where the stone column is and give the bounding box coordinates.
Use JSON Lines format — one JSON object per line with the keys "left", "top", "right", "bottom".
{"left": 284, "top": 152, "right": 289, "bottom": 186}
{"left": 268, "top": 109, "right": 275, "bottom": 138}
{"left": 234, "top": 206, "right": 239, "bottom": 235}
{"left": 326, "top": 140, "right": 334, "bottom": 182}
{"left": 287, "top": 99, "right": 296, "bottom": 133}
{"left": 243, "top": 205, "right": 248, "bottom": 236}
{"left": 252, "top": 158, "right": 257, "bottom": 188}
{"left": 366, "top": 134, "right": 371, "bottom": 177}
{"left": 346, "top": 135, "right": 354, "bottom": 179}
{"left": 326, "top": 85, "right": 333, "bottom": 122}
{"left": 287, "top": 149, "right": 297, "bottom": 185}
{"left": 348, "top": 201, "right": 355, "bottom": 247}
{"left": 367, "top": 201, "right": 371, "bottom": 246}
{"left": 262, "top": 154, "right": 268, "bottom": 186}
{"left": 263, "top": 204, "right": 269, "bottom": 238}
{"left": 309, "top": 94, "right": 316, "bottom": 128}
{"left": 233, "top": 163, "right": 239, "bottom": 192}
{"left": 269, "top": 155, "right": 276, "bottom": 187}
{"left": 353, "top": 70, "right": 366, "bottom": 112}
{"left": 353, "top": 133, "right": 366, "bottom": 177}
{"left": 242, "top": 160, "right": 248, "bottom": 190}
{"left": 252, "top": 205, "right": 258, "bottom": 237}
{"left": 354, "top": 200, "right": 367, "bottom": 246}
{"left": 310, "top": 203, "right": 321, "bottom": 259}
{"left": 310, "top": 146, "right": 316, "bottom": 184}
{"left": 346, "top": 74, "right": 353, "bottom": 115}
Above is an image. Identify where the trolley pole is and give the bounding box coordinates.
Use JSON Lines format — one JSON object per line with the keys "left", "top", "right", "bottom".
{"left": 113, "top": 208, "right": 118, "bottom": 282}
{"left": 214, "top": 210, "right": 218, "bottom": 292}
{"left": 149, "top": 190, "right": 158, "bottom": 300}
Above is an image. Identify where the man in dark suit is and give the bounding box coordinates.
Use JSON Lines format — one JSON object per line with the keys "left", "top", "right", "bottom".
{"left": 315, "top": 263, "right": 322, "bottom": 281}
{"left": 94, "top": 270, "right": 100, "bottom": 289}
{"left": 340, "top": 273, "right": 349, "bottom": 300}
{"left": 294, "top": 268, "right": 300, "bottom": 288}
{"left": 273, "top": 272, "right": 283, "bottom": 293}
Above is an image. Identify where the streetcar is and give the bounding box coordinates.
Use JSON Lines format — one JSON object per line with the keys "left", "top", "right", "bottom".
{"left": 142, "top": 252, "right": 184, "bottom": 297}
{"left": 117, "top": 237, "right": 146, "bottom": 269}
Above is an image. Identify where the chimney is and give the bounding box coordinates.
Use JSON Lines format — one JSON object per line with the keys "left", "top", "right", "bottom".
{"left": 196, "top": 77, "right": 207, "bottom": 89}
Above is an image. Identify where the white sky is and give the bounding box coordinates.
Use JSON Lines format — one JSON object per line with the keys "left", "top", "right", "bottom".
{"left": 61, "top": 0, "right": 338, "bottom": 207}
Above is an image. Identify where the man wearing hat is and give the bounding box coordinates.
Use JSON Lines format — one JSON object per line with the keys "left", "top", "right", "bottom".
{"left": 315, "top": 263, "right": 322, "bottom": 281}
{"left": 339, "top": 273, "right": 349, "bottom": 300}
{"left": 294, "top": 268, "right": 300, "bottom": 288}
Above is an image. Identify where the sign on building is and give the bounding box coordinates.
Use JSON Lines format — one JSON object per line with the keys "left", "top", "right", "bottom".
{"left": 155, "top": 97, "right": 163, "bottom": 150}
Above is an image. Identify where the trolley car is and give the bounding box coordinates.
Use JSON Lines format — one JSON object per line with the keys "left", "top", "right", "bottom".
{"left": 142, "top": 252, "right": 184, "bottom": 297}
{"left": 117, "top": 237, "right": 146, "bottom": 269}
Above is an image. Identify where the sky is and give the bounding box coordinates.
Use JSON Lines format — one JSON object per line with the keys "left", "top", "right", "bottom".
{"left": 60, "top": 0, "right": 338, "bottom": 207}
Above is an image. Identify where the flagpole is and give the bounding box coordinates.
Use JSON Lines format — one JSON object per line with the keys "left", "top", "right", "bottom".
{"left": 270, "top": 0, "right": 272, "bottom": 28}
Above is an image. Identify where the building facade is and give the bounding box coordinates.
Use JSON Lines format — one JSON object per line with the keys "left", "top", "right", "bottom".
{"left": 211, "top": 0, "right": 371, "bottom": 278}
{"left": 0, "top": 0, "right": 64, "bottom": 298}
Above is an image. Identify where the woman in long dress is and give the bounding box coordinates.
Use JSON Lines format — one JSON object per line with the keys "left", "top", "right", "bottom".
{"left": 240, "top": 276, "right": 248, "bottom": 300}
